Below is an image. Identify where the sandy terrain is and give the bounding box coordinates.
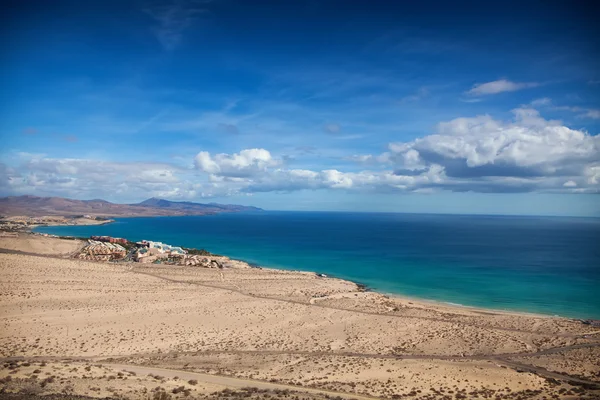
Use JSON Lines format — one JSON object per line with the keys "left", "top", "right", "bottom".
{"left": 0, "top": 215, "right": 113, "bottom": 229}
{"left": 0, "top": 234, "right": 84, "bottom": 255}
{"left": 1, "top": 236, "right": 599, "bottom": 399}
{"left": 52, "top": 217, "right": 113, "bottom": 226}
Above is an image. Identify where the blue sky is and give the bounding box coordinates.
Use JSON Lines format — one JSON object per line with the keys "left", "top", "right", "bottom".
{"left": 1, "top": 0, "right": 599, "bottom": 216}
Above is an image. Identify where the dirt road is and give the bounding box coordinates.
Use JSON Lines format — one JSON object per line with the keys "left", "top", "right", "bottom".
{"left": 103, "top": 363, "right": 376, "bottom": 399}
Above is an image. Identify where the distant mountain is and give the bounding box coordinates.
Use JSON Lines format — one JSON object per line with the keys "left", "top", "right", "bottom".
{"left": 0, "top": 195, "right": 262, "bottom": 217}
{"left": 134, "top": 197, "right": 261, "bottom": 212}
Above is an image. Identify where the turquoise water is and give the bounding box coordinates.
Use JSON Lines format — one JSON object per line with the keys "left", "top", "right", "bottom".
{"left": 35, "top": 212, "right": 600, "bottom": 319}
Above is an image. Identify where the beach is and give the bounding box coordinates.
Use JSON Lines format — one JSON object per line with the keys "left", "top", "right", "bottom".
{"left": 32, "top": 212, "right": 600, "bottom": 320}
{"left": 1, "top": 234, "right": 599, "bottom": 399}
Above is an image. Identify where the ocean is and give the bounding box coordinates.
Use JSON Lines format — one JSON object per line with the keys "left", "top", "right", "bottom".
{"left": 34, "top": 212, "right": 600, "bottom": 319}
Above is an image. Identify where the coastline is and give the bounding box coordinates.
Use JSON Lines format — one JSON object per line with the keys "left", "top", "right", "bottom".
{"left": 29, "top": 212, "right": 600, "bottom": 321}
{"left": 1, "top": 234, "right": 600, "bottom": 399}
{"left": 30, "top": 220, "right": 594, "bottom": 320}
{"left": 225, "top": 252, "right": 561, "bottom": 320}
{"left": 28, "top": 222, "right": 578, "bottom": 321}
{"left": 244, "top": 262, "right": 565, "bottom": 320}
{"left": 33, "top": 218, "right": 115, "bottom": 228}
{"left": 0, "top": 215, "right": 115, "bottom": 233}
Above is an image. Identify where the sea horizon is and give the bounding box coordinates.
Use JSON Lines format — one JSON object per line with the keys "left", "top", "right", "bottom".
{"left": 264, "top": 209, "right": 600, "bottom": 219}
{"left": 34, "top": 211, "right": 600, "bottom": 320}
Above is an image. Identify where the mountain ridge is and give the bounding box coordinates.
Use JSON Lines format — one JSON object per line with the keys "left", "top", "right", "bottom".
{"left": 134, "top": 197, "right": 262, "bottom": 212}
{"left": 0, "top": 195, "right": 262, "bottom": 217}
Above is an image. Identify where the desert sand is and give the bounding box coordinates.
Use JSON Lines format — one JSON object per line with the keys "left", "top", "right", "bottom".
{"left": 1, "top": 236, "right": 599, "bottom": 399}
{"left": 0, "top": 234, "right": 84, "bottom": 256}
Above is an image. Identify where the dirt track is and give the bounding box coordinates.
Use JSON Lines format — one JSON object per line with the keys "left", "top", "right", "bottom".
{"left": 103, "top": 363, "right": 376, "bottom": 399}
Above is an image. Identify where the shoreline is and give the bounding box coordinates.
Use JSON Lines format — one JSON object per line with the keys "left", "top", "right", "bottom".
{"left": 241, "top": 260, "right": 567, "bottom": 320}
{"left": 2, "top": 235, "right": 600, "bottom": 399}
{"left": 0, "top": 216, "right": 116, "bottom": 232}
{"left": 232, "top": 254, "right": 562, "bottom": 320}
{"left": 33, "top": 218, "right": 115, "bottom": 228}
{"left": 29, "top": 222, "right": 582, "bottom": 321}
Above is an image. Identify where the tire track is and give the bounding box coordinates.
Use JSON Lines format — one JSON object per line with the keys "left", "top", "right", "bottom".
{"left": 133, "top": 267, "right": 600, "bottom": 340}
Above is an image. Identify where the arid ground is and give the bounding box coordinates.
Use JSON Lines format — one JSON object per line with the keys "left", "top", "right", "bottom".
{"left": 1, "top": 235, "right": 599, "bottom": 399}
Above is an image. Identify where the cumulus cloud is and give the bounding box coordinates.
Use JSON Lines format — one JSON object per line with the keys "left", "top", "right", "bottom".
{"left": 466, "top": 79, "right": 539, "bottom": 96}
{"left": 194, "top": 149, "right": 281, "bottom": 178}
{"left": 236, "top": 167, "right": 444, "bottom": 194}
{"left": 3, "top": 109, "right": 598, "bottom": 200}
{"left": 382, "top": 108, "right": 600, "bottom": 192}
{"left": 191, "top": 148, "right": 445, "bottom": 194}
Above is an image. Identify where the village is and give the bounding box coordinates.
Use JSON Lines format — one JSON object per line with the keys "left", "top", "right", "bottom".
{"left": 75, "top": 235, "right": 229, "bottom": 268}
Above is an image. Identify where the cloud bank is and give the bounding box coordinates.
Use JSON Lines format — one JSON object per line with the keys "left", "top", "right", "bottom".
{"left": 2, "top": 109, "right": 598, "bottom": 200}
{"left": 190, "top": 108, "right": 598, "bottom": 195}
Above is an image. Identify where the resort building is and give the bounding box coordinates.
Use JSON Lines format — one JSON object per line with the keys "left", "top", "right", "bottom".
{"left": 90, "top": 235, "right": 128, "bottom": 245}
{"left": 134, "top": 240, "right": 187, "bottom": 263}
{"left": 78, "top": 240, "right": 127, "bottom": 261}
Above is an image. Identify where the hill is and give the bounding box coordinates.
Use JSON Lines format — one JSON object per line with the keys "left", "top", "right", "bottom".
{"left": 135, "top": 197, "right": 261, "bottom": 213}
{"left": 0, "top": 195, "right": 262, "bottom": 217}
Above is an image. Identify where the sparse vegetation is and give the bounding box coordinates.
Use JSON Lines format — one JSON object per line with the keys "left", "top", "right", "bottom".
{"left": 184, "top": 248, "right": 216, "bottom": 256}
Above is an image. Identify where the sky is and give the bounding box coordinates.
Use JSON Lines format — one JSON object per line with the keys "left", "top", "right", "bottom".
{"left": 1, "top": 0, "right": 599, "bottom": 216}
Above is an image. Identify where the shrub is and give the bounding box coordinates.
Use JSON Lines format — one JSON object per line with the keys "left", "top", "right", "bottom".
{"left": 172, "top": 386, "right": 186, "bottom": 394}
{"left": 153, "top": 390, "right": 172, "bottom": 400}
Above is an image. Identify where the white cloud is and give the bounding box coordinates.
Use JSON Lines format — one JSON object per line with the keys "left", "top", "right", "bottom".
{"left": 551, "top": 104, "right": 600, "bottom": 119}
{"left": 531, "top": 97, "right": 552, "bottom": 106}
{"left": 3, "top": 110, "right": 598, "bottom": 201}
{"left": 321, "top": 170, "right": 353, "bottom": 189}
{"left": 188, "top": 109, "right": 598, "bottom": 195}
{"left": 0, "top": 156, "right": 198, "bottom": 201}
{"left": 383, "top": 108, "right": 599, "bottom": 192}
{"left": 460, "top": 98, "right": 483, "bottom": 103}
{"left": 466, "top": 79, "right": 539, "bottom": 96}
{"left": 581, "top": 109, "right": 600, "bottom": 119}
{"left": 194, "top": 149, "right": 281, "bottom": 178}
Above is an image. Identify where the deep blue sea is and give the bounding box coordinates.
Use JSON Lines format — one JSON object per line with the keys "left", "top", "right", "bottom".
{"left": 35, "top": 212, "right": 600, "bottom": 319}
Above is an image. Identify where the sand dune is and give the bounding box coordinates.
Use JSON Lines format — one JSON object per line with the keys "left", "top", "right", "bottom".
{"left": 0, "top": 234, "right": 83, "bottom": 256}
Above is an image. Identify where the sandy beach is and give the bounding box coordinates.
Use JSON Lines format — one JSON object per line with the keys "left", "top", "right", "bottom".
{"left": 1, "top": 235, "right": 599, "bottom": 399}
